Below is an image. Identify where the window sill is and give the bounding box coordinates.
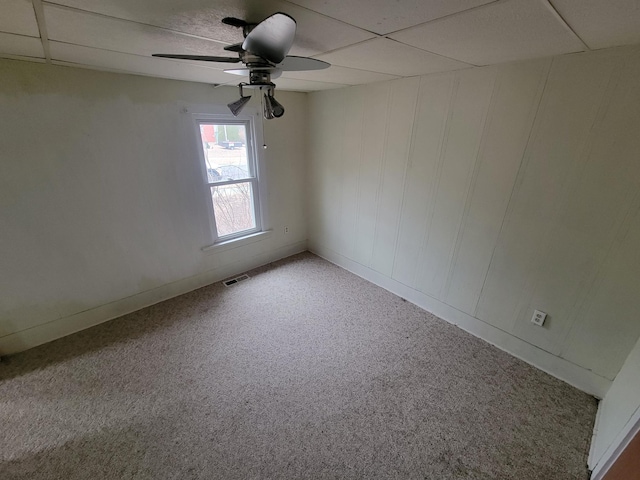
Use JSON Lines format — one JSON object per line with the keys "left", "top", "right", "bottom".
{"left": 201, "top": 230, "right": 272, "bottom": 255}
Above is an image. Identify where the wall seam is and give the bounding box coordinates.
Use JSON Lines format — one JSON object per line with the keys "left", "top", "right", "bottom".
{"left": 442, "top": 69, "right": 499, "bottom": 303}
{"left": 391, "top": 77, "right": 423, "bottom": 280}
{"left": 349, "top": 88, "right": 368, "bottom": 260}
{"left": 558, "top": 57, "right": 633, "bottom": 358}
{"left": 412, "top": 73, "right": 458, "bottom": 290}
{"left": 333, "top": 89, "right": 348, "bottom": 253}
{"left": 368, "top": 82, "right": 394, "bottom": 267}
{"left": 511, "top": 54, "right": 623, "bottom": 354}
{"left": 472, "top": 57, "right": 553, "bottom": 318}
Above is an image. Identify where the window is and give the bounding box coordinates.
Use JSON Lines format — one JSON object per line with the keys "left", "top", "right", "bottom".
{"left": 193, "top": 114, "right": 265, "bottom": 245}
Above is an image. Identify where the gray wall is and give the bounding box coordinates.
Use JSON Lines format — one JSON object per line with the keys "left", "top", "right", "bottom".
{"left": 0, "top": 59, "right": 308, "bottom": 353}
{"left": 307, "top": 45, "right": 640, "bottom": 395}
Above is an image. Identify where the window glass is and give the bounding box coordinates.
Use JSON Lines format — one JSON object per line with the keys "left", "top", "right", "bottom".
{"left": 199, "top": 124, "right": 250, "bottom": 183}
{"left": 210, "top": 182, "right": 256, "bottom": 237}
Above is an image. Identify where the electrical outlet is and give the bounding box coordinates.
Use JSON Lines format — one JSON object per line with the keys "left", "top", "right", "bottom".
{"left": 284, "top": 226, "right": 289, "bottom": 234}
{"left": 531, "top": 310, "right": 547, "bottom": 327}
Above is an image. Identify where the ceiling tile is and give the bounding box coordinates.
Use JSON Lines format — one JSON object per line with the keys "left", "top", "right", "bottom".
{"left": 0, "top": 32, "right": 44, "bottom": 58}
{"left": 281, "top": 65, "right": 398, "bottom": 85}
{"left": 44, "top": 0, "right": 244, "bottom": 43}
{"left": 0, "top": 0, "right": 40, "bottom": 37}
{"left": 50, "top": 42, "right": 239, "bottom": 84}
{"left": 276, "top": 2, "right": 375, "bottom": 57}
{"left": 286, "top": 0, "right": 497, "bottom": 35}
{"left": 550, "top": 0, "right": 640, "bottom": 49}
{"left": 272, "top": 77, "right": 347, "bottom": 92}
{"left": 44, "top": 4, "right": 231, "bottom": 58}
{"left": 44, "top": 0, "right": 375, "bottom": 56}
{"left": 390, "top": 0, "right": 586, "bottom": 66}
{"left": 317, "top": 37, "right": 470, "bottom": 76}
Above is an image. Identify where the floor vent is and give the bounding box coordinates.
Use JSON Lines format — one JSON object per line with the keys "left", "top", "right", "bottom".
{"left": 222, "top": 274, "right": 250, "bottom": 287}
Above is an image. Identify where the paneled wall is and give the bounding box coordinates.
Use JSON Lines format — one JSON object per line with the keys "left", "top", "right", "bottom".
{"left": 0, "top": 59, "right": 308, "bottom": 354}
{"left": 308, "top": 45, "right": 640, "bottom": 389}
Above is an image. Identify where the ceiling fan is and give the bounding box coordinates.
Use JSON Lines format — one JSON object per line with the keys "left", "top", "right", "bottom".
{"left": 153, "top": 13, "right": 330, "bottom": 119}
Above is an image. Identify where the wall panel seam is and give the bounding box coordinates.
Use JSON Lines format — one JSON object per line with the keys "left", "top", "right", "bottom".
{"left": 472, "top": 58, "right": 553, "bottom": 318}
{"left": 391, "top": 77, "right": 423, "bottom": 280}
{"left": 512, "top": 56, "right": 622, "bottom": 352}
{"left": 561, "top": 188, "right": 640, "bottom": 361}
{"left": 350, "top": 89, "right": 367, "bottom": 260}
{"left": 334, "top": 90, "right": 348, "bottom": 254}
{"left": 557, "top": 60, "right": 632, "bottom": 356}
{"left": 369, "top": 82, "right": 395, "bottom": 267}
{"left": 442, "top": 70, "right": 499, "bottom": 303}
{"left": 412, "top": 74, "right": 459, "bottom": 289}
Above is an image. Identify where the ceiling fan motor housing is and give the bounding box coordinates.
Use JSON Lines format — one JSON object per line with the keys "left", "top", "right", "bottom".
{"left": 249, "top": 70, "right": 274, "bottom": 86}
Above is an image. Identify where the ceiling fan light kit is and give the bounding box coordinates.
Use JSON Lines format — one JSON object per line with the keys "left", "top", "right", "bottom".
{"left": 153, "top": 12, "right": 330, "bottom": 120}
{"left": 263, "top": 88, "right": 285, "bottom": 119}
{"left": 227, "top": 84, "right": 252, "bottom": 116}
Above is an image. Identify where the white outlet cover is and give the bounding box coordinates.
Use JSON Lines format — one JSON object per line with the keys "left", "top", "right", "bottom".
{"left": 531, "top": 309, "right": 547, "bottom": 326}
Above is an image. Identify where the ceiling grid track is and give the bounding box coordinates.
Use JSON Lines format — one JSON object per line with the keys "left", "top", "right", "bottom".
{"left": 43, "top": 1, "right": 231, "bottom": 46}
{"left": 0, "top": 0, "right": 637, "bottom": 91}
{"left": 281, "top": 0, "right": 384, "bottom": 37}
{"left": 31, "top": 0, "right": 51, "bottom": 62}
{"left": 543, "top": 0, "right": 591, "bottom": 51}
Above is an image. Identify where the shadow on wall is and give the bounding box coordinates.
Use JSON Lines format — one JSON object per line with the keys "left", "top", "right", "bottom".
{"left": 0, "top": 255, "right": 297, "bottom": 381}
{"left": 0, "top": 282, "right": 229, "bottom": 382}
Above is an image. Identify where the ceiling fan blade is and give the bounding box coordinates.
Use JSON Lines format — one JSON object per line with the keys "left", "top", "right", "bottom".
{"left": 224, "top": 43, "right": 244, "bottom": 53}
{"left": 242, "top": 13, "right": 296, "bottom": 64}
{"left": 222, "top": 17, "right": 248, "bottom": 28}
{"left": 278, "top": 56, "right": 330, "bottom": 71}
{"left": 224, "top": 68, "right": 282, "bottom": 79}
{"left": 152, "top": 54, "right": 241, "bottom": 63}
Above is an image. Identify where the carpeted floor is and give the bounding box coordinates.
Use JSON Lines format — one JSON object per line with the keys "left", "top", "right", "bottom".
{"left": 0, "top": 252, "right": 597, "bottom": 479}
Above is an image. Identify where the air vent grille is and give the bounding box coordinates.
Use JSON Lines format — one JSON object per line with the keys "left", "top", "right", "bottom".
{"left": 222, "top": 274, "right": 250, "bottom": 287}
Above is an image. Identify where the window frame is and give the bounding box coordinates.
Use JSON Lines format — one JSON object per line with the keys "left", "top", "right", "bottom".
{"left": 190, "top": 108, "right": 267, "bottom": 247}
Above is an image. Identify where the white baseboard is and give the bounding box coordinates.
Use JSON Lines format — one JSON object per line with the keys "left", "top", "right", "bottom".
{"left": 0, "top": 241, "right": 307, "bottom": 357}
{"left": 589, "top": 403, "right": 604, "bottom": 471}
{"left": 309, "top": 242, "right": 611, "bottom": 399}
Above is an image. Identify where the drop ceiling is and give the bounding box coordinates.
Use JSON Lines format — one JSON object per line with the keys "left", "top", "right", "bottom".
{"left": 1, "top": 0, "right": 640, "bottom": 92}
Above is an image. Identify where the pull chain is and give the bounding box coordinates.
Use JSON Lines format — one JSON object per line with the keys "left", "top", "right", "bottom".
{"left": 259, "top": 87, "right": 267, "bottom": 149}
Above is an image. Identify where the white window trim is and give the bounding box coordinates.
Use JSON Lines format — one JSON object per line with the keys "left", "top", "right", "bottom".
{"left": 185, "top": 104, "right": 269, "bottom": 250}
{"left": 198, "top": 117, "right": 262, "bottom": 241}
{"left": 201, "top": 229, "right": 272, "bottom": 254}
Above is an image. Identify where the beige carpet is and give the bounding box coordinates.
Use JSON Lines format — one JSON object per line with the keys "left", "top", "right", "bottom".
{"left": 0, "top": 252, "right": 596, "bottom": 479}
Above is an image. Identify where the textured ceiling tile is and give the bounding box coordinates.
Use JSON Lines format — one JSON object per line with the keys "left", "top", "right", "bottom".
{"left": 0, "top": 32, "right": 45, "bottom": 58}
{"left": 44, "top": 4, "right": 230, "bottom": 58}
{"left": 281, "top": 65, "right": 398, "bottom": 85}
{"left": 0, "top": 0, "right": 40, "bottom": 37}
{"left": 390, "top": 0, "right": 585, "bottom": 66}
{"left": 287, "top": 0, "right": 497, "bottom": 35}
{"left": 44, "top": 0, "right": 375, "bottom": 56}
{"left": 49, "top": 41, "right": 239, "bottom": 83}
{"left": 550, "top": 0, "right": 640, "bottom": 49}
{"left": 317, "top": 37, "right": 470, "bottom": 76}
{"left": 45, "top": 0, "right": 248, "bottom": 43}
{"left": 272, "top": 77, "right": 348, "bottom": 92}
{"left": 277, "top": 3, "right": 375, "bottom": 57}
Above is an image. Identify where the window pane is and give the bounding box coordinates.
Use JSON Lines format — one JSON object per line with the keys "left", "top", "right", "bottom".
{"left": 199, "top": 124, "right": 250, "bottom": 183}
{"left": 210, "top": 182, "right": 256, "bottom": 237}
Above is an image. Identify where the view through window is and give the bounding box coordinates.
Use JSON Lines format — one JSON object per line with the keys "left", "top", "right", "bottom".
{"left": 197, "top": 122, "right": 260, "bottom": 240}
